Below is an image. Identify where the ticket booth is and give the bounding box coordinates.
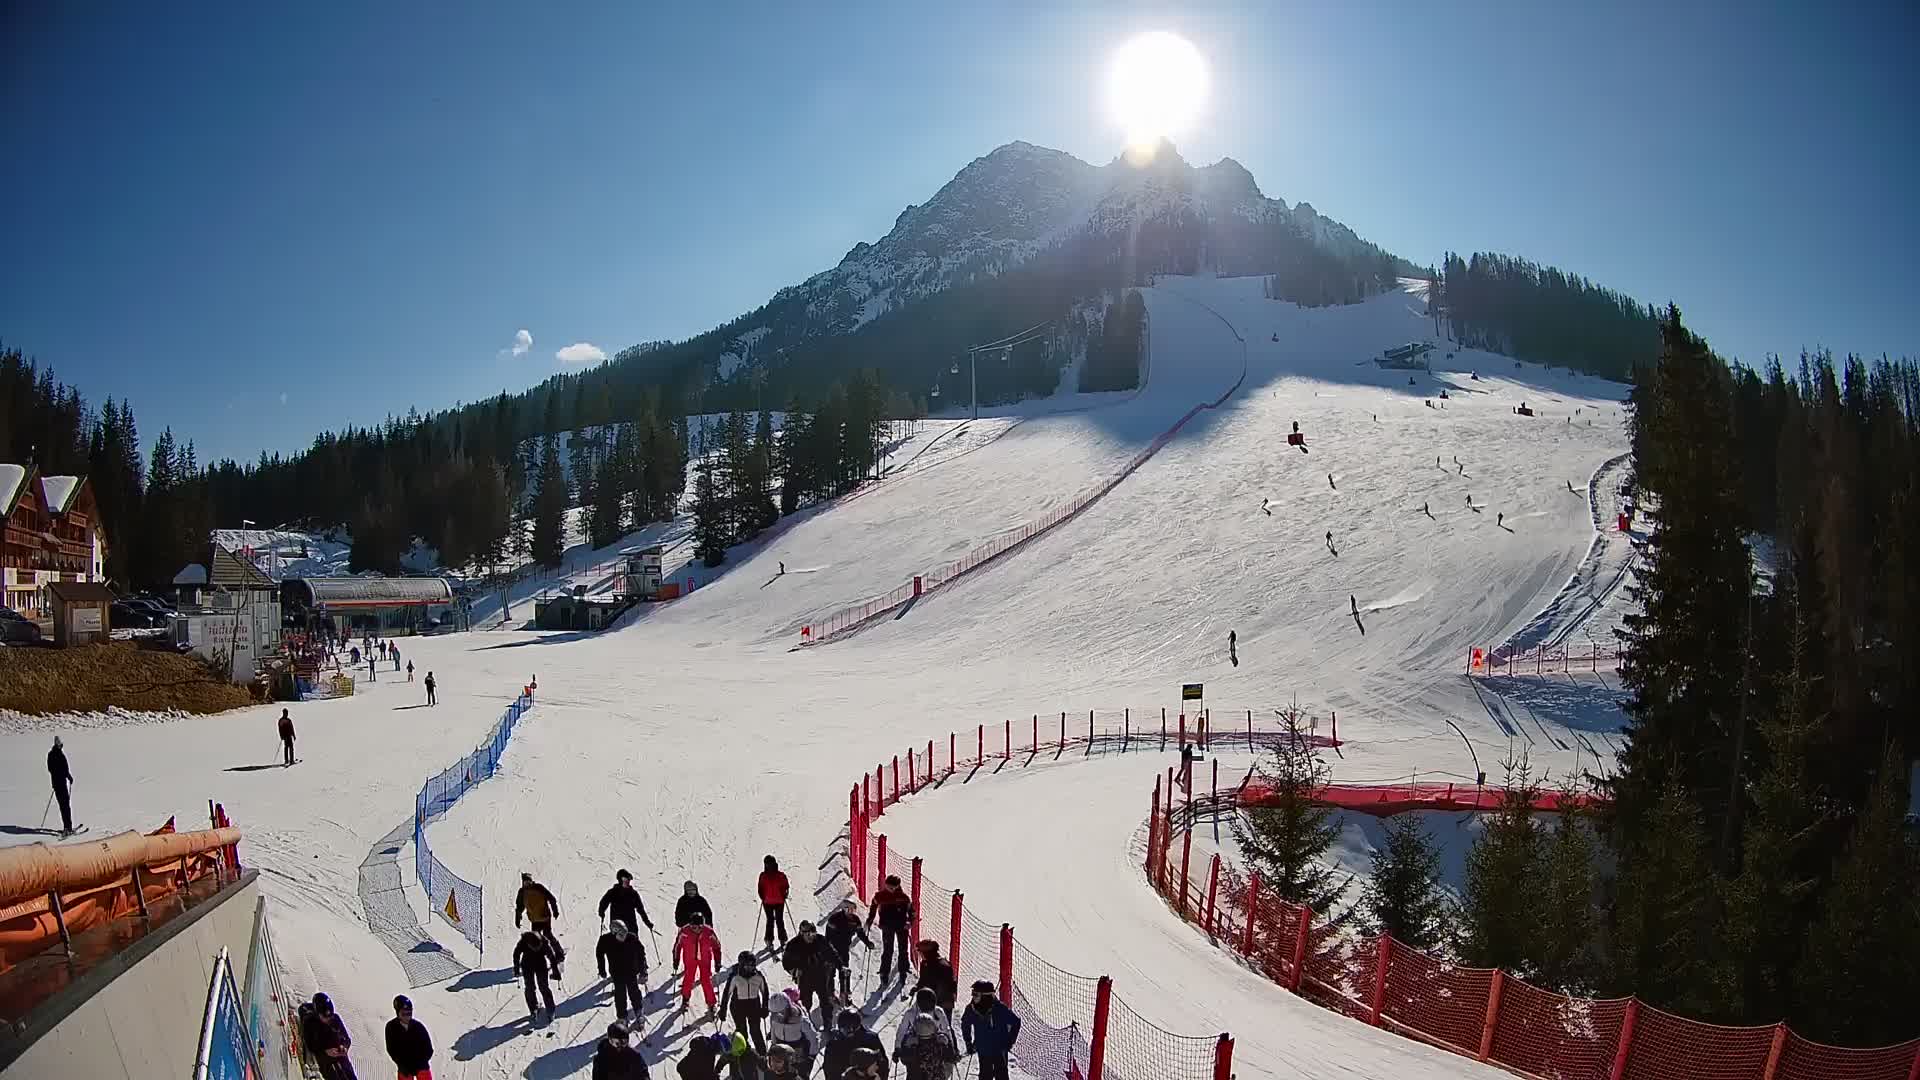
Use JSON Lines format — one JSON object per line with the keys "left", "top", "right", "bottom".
{"left": 620, "top": 546, "right": 665, "bottom": 601}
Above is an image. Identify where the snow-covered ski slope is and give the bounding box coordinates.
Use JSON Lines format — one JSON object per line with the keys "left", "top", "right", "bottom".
{"left": 0, "top": 277, "right": 1632, "bottom": 1079}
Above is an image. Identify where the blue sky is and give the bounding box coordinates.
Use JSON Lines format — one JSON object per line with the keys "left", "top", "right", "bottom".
{"left": 3, "top": 1, "right": 1914, "bottom": 462}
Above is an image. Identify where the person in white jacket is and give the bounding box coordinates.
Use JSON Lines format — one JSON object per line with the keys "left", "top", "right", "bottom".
{"left": 893, "top": 987, "right": 957, "bottom": 1053}
{"left": 718, "top": 950, "right": 771, "bottom": 1055}
{"left": 766, "top": 989, "right": 822, "bottom": 1068}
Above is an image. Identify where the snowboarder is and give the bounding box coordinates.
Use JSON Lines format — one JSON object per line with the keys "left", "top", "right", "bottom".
{"left": 598, "top": 920, "right": 650, "bottom": 1021}
{"left": 768, "top": 991, "right": 822, "bottom": 1070}
{"left": 720, "top": 950, "right": 772, "bottom": 1054}
{"left": 1497, "top": 512, "right": 1504, "bottom": 527}
{"left": 424, "top": 671, "right": 436, "bottom": 706}
{"left": 47, "top": 737, "right": 75, "bottom": 835}
{"left": 758, "top": 855, "right": 790, "bottom": 950}
{"left": 1326, "top": 530, "right": 1337, "bottom": 556}
{"left": 515, "top": 929, "right": 560, "bottom": 1021}
{"left": 278, "top": 709, "right": 296, "bottom": 766}
{"left": 866, "top": 875, "right": 913, "bottom": 980}
{"left": 782, "top": 920, "right": 839, "bottom": 1022}
{"left": 1228, "top": 629, "right": 1238, "bottom": 668}
{"left": 406, "top": 659, "right": 415, "bottom": 682}
{"left": 1327, "top": 472, "right": 1336, "bottom": 490}
{"left": 824, "top": 1009, "right": 889, "bottom": 1080}
{"left": 592, "top": 1020, "right": 650, "bottom": 1079}
{"left": 385, "top": 995, "right": 434, "bottom": 1080}
{"left": 1422, "top": 500, "right": 1432, "bottom": 518}
{"left": 306, "top": 992, "right": 359, "bottom": 1080}
{"left": 674, "top": 911, "right": 722, "bottom": 1013}
{"left": 778, "top": 561, "right": 786, "bottom": 575}
{"left": 1260, "top": 497, "right": 1271, "bottom": 517}
{"left": 599, "top": 869, "right": 657, "bottom": 935}
{"left": 1350, "top": 595, "right": 1359, "bottom": 616}
{"left": 961, "top": 980, "right": 1022, "bottom": 1080}
{"left": 823, "top": 898, "right": 874, "bottom": 1002}
{"left": 516, "top": 873, "right": 565, "bottom": 975}
{"left": 913, "top": 940, "right": 958, "bottom": 1019}
{"left": 896, "top": 1010, "right": 960, "bottom": 1080}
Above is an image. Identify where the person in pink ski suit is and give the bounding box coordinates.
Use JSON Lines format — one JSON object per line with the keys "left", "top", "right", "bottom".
{"left": 675, "top": 910, "right": 722, "bottom": 1009}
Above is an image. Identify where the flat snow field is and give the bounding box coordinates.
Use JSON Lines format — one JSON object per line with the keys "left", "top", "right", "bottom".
{"left": 0, "top": 277, "right": 1631, "bottom": 1079}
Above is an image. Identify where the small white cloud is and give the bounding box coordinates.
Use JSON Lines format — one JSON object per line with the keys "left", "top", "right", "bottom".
{"left": 278, "top": 392, "right": 288, "bottom": 406}
{"left": 556, "top": 342, "right": 607, "bottom": 366}
{"left": 511, "top": 328, "right": 533, "bottom": 356}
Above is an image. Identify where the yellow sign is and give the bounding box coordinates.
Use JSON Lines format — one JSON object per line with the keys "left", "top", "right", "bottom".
{"left": 1181, "top": 683, "right": 1204, "bottom": 701}
{"left": 443, "top": 890, "right": 461, "bottom": 925}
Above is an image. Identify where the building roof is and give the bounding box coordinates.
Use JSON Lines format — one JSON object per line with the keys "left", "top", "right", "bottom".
{"left": 208, "top": 545, "right": 276, "bottom": 590}
{"left": 294, "top": 576, "right": 453, "bottom": 607}
{"left": 48, "top": 581, "right": 116, "bottom": 604}
{"left": 0, "top": 464, "right": 28, "bottom": 514}
{"left": 174, "top": 563, "right": 209, "bottom": 586}
{"left": 38, "top": 475, "right": 81, "bottom": 513}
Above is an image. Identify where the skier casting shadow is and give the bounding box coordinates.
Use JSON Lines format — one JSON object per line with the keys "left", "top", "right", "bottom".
{"left": 1228, "top": 629, "right": 1238, "bottom": 668}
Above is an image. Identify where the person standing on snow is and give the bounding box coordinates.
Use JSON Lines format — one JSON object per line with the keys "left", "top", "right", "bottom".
{"left": 367, "top": 654, "right": 376, "bottom": 682}
{"left": 823, "top": 898, "right": 874, "bottom": 1002}
{"left": 515, "top": 873, "right": 565, "bottom": 975}
{"left": 384, "top": 995, "right": 433, "bottom": 1080}
{"left": 278, "top": 709, "right": 296, "bottom": 767}
{"left": 424, "top": 671, "right": 436, "bottom": 706}
{"left": 758, "top": 855, "right": 791, "bottom": 950}
{"left": 896, "top": 1010, "right": 960, "bottom": 1080}
{"left": 767, "top": 991, "right": 822, "bottom": 1069}
{"left": 406, "top": 659, "right": 415, "bottom": 682}
{"left": 675, "top": 881, "right": 715, "bottom": 933}
{"left": 674, "top": 911, "right": 722, "bottom": 1014}
{"left": 597, "top": 920, "right": 650, "bottom": 1021}
{"left": 961, "top": 980, "right": 1022, "bottom": 1080}
{"left": 307, "top": 992, "right": 359, "bottom": 1080}
{"left": 894, "top": 987, "right": 956, "bottom": 1057}
{"left": 675, "top": 1033, "right": 724, "bottom": 1080}
{"left": 599, "top": 869, "right": 657, "bottom": 935}
{"left": 719, "top": 950, "right": 772, "bottom": 1054}
{"left": 592, "top": 1020, "right": 650, "bottom": 1079}
{"left": 514, "top": 929, "right": 560, "bottom": 1022}
{"left": 781, "top": 920, "right": 840, "bottom": 1022}
{"left": 865, "top": 875, "right": 913, "bottom": 980}
{"left": 823, "top": 1009, "right": 889, "bottom": 1080}
{"left": 912, "top": 940, "right": 957, "bottom": 1020}
{"left": 47, "top": 737, "right": 75, "bottom": 835}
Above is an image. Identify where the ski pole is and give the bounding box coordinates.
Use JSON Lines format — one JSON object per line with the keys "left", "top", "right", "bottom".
{"left": 39, "top": 791, "right": 54, "bottom": 830}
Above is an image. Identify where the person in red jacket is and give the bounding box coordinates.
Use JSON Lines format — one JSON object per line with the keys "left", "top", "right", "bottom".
{"left": 675, "top": 910, "right": 722, "bottom": 1014}
{"left": 758, "top": 855, "right": 791, "bottom": 951}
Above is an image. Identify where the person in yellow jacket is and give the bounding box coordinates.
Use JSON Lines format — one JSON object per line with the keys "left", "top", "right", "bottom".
{"left": 516, "top": 872, "right": 566, "bottom": 976}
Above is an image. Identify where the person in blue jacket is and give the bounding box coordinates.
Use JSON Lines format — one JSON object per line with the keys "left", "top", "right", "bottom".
{"left": 960, "top": 980, "right": 1021, "bottom": 1080}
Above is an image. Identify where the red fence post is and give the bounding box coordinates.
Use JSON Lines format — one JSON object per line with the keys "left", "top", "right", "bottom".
{"left": 908, "top": 749, "right": 916, "bottom": 792}
{"left": 877, "top": 835, "right": 888, "bottom": 890}
{"left": 1161, "top": 707, "right": 1166, "bottom": 747}
{"left": 1213, "top": 1033, "right": 1234, "bottom": 1080}
{"left": 1148, "top": 778, "right": 1163, "bottom": 880}
{"left": 1477, "top": 969, "right": 1505, "bottom": 1061}
{"left": 1760, "top": 1024, "right": 1787, "bottom": 1080}
{"left": 1212, "top": 758, "right": 1219, "bottom": 802}
{"left": 875, "top": 764, "right": 885, "bottom": 813}
{"left": 1609, "top": 999, "right": 1640, "bottom": 1080}
{"left": 849, "top": 785, "right": 862, "bottom": 897}
{"left": 1204, "top": 853, "right": 1221, "bottom": 939}
{"left": 909, "top": 856, "right": 923, "bottom": 949}
{"left": 1247, "top": 708, "right": 1253, "bottom": 748}
{"left": 1179, "top": 713, "right": 1187, "bottom": 749}
{"left": 949, "top": 891, "right": 963, "bottom": 970}
{"left": 1290, "top": 905, "right": 1311, "bottom": 991}
{"left": 1004, "top": 718, "right": 1011, "bottom": 760}
{"left": 1088, "top": 976, "right": 1112, "bottom": 1080}
{"left": 1907, "top": 1044, "right": 1920, "bottom": 1080}
{"left": 1368, "top": 936, "right": 1391, "bottom": 1026}
{"left": 891, "top": 755, "right": 900, "bottom": 801}
{"left": 948, "top": 732, "right": 955, "bottom": 774}
{"left": 927, "top": 739, "right": 935, "bottom": 781}
{"left": 1179, "top": 822, "right": 1194, "bottom": 916}
{"left": 1241, "top": 872, "right": 1261, "bottom": 956}
{"left": 1332, "top": 710, "right": 1339, "bottom": 746}
{"left": 999, "top": 923, "right": 1014, "bottom": 1001}
{"left": 1034, "top": 714, "right": 1039, "bottom": 752}
{"left": 977, "top": 725, "right": 983, "bottom": 764}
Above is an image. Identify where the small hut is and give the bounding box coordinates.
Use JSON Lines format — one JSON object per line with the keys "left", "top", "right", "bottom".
{"left": 47, "top": 580, "right": 114, "bottom": 646}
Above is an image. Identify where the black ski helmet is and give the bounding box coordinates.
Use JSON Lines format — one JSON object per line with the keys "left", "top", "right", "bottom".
{"left": 837, "top": 1007, "right": 863, "bottom": 1031}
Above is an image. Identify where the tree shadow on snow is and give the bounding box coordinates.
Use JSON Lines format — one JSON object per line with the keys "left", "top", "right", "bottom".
{"left": 445, "top": 966, "right": 517, "bottom": 992}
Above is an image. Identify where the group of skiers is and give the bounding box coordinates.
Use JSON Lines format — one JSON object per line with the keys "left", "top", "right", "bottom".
{"left": 508, "top": 865, "right": 1022, "bottom": 1078}
{"left": 295, "top": 991, "right": 435, "bottom": 1080}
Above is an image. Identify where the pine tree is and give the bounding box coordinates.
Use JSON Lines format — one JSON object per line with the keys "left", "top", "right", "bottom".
{"left": 1360, "top": 814, "right": 1449, "bottom": 950}
{"left": 1458, "top": 763, "right": 1544, "bottom": 974}
{"left": 1795, "top": 744, "right": 1920, "bottom": 1045}
{"left": 1607, "top": 778, "right": 1722, "bottom": 1016}
{"left": 1535, "top": 801, "right": 1599, "bottom": 993}
{"left": 1228, "top": 706, "right": 1350, "bottom": 910}
{"left": 691, "top": 456, "right": 728, "bottom": 568}
{"left": 530, "top": 433, "right": 567, "bottom": 567}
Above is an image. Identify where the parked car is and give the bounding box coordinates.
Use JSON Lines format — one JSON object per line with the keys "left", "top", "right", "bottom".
{"left": 111, "top": 599, "right": 160, "bottom": 629}
{"left": 0, "top": 606, "right": 42, "bottom": 644}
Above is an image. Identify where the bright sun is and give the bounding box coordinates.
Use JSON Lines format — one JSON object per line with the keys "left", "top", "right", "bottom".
{"left": 1107, "top": 31, "right": 1209, "bottom": 152}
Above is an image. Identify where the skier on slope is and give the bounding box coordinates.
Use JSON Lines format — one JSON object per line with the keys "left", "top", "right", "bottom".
{"left": 866, "top": 876, "right": 914, "bottom": 981}
{"left": 516, "top": 873, "right": 565, "bottom": 976}
{"left": 823, "top": 898, "right": 874, "bottom": 1003}
{"left": 514, "top": 929, "right": 560, "bottom": 1022}
{"left": 306, "top": 992, "right": 359, "bottom": 1080}
{"left": 674, "top": 911, "right": 722, "bottom": 1014}
{"left": 597, "top": 919, "right": 650, "bottom": 1021}
{"left": 592, "top": 1020, "right": 651, "bottom": 1079}
{"left": 894, "top": 987, "right": 957, "bottom": 1056}
{"left": 1261, "top": 497, "right": 1271, "bottom": 517}
{"left": 895, "top": 1010, "right": 961, "bottom": 1080}
{"left": 1228, "top": 629, "right": 1238, "bottom": 667}
{"left": 278, "top": 709, "right": 296, "bottom": 767}
{"left": 782, "top": 920, "right": 840, "bottom": 1022}
{"left": 675, "top": 881, "right": 716, "bottom": 931}
{"left": 961, "top": 981, "right": 1022, "bottom": 1080}
{"left": 719, "top": 950, "right": 772, "bottom": 1054}
{"left": 599, "top": 869, "right": 657, "bottom": 935}
{"left": 47, "top": 737, "right": 75, "bottom": 836}
{"left": 823, "top": 1009, "right": 889, "bottom": 1080}
{"left": 758, "top": 855, "right": 791, "bottom": 950}
{"left": 768, "top": 990, "right": 823, "bottom": 1071}
{"left": 912, "top": 940, "right": 958, "bottom": 1019}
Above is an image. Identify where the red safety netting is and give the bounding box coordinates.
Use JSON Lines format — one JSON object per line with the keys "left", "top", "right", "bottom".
{"left": 1775, "top": 1031, "right": 1920, "bottom": 1080}
{"left": 1622, "top": 1004, "right": 1775, "bottom": 1080}
{"left": 1486, "top": 977, "right": 1626, "bottom": 1080}
{"left": 1102, "top": 992, "right": 1219, "bottom": 1080}
{"left": 1378, "top": 939, "right": 1496, "bottom": 1056}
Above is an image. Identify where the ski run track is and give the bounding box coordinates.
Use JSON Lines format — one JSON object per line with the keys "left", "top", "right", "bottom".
{"left": 0, "top": 275, "right": 1637, "bottom": 1079}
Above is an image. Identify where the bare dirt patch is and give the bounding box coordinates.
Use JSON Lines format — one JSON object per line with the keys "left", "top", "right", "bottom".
{"left": 0, "top": 641, "right": 253, "bottom": 716}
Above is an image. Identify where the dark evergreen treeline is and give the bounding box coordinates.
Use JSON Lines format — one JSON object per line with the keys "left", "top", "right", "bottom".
{"left": 1261, "top": 242, "right": 1402, "bottom": 308}
{"left": 1080, "top": 291, "right": 1146, "bottom": 393}
{"left": 1436, "top": 252, "right": 1661, "bottom": 381}
{"left": 1244, "top": 311, "right": 1919, "bottom": 1047}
